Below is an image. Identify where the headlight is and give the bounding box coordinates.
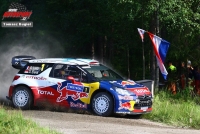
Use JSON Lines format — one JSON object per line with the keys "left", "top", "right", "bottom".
{"left": 115, "top": 87, "right": 131, "bottom": 95}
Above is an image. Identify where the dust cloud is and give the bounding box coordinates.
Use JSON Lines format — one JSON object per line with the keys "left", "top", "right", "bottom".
{"left": 0, "top": 42, "right": 65, "bottom": 102}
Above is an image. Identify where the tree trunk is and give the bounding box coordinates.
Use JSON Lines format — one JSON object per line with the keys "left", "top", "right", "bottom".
{"left": 104, "top": 35, "right": 107, "bottom": 64}
{"left": 127, "top": 45, "right": 130, "bottom": 79}
{"left": 98, "top": 36, "right": 104, "bottom": 63}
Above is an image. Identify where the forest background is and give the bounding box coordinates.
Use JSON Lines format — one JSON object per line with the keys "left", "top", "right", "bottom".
{"left": 0, "top": 0, "right": 200, "bottom": 85}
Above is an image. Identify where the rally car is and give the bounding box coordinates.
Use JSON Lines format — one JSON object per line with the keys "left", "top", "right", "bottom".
{"left": 6, "top": 55, "right": 153, "bottom": 116}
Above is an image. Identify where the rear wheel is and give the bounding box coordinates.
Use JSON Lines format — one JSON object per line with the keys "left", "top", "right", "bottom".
{"left": 92, "top": 92, "right": 113, "bottom": 117}
{"left": 12, "top": 86, "right": 33, "bottom": 110}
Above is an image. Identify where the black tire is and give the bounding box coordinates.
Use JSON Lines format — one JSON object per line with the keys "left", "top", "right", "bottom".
{"left": 92, "top": 92, "right": 113, "bottom": 117}
{"left": 12, "top": 86, "right": 33, "bottom": 110}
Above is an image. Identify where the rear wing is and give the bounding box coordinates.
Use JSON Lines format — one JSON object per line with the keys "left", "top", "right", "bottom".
{"left": 12, "top": 55, "right": 36, "bottom": 69}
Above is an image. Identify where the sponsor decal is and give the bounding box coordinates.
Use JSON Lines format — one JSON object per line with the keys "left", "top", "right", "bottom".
{"left": 38, "top": 90, "right": 54, "bottom": 96}
{"left": 70, "top": 102, "right": 87, "bottom": 109}
{"left": 56, "top": 82, "right": 88, "bottom": 102}
{"left": 24, "top": 66, "right": 30, "bottom": 73}
{"left": 133, "top": 89, "right": 149, "bottom": 93}
{"left": 24, "top": 66, "right": 41, "bottom": 74}
{"left": 67, "top": 83, "right": 84, "bottom": 92}
{"left": 118, "top": 95, "right": 134, "bottom": 100}
{"left": 118, "top": 101, "right": 135, "bottom": 111}
{"left": 2, "top": 2, "right": 33, "bottom": 28}
{"left": 26, "top": 76, "right": 47, "bottom": 80}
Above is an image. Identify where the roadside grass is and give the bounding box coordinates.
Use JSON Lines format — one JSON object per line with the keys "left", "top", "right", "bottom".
{"left": 0, "top": 105, "right": 60, "bottom": 134}
{"left": 143, "top": 88, "right": 200, "bottom": 129}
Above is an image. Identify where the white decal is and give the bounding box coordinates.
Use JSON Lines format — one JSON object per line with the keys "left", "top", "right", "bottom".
{"left": 118, "top": 95, "right": 134, "bottom": 100}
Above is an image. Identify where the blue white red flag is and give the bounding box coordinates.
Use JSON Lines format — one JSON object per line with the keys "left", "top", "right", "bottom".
{"left": 137, "top": 28, "right": 145, "bottom": 42}
{"left": 148, "top": 32, "right": 170, "bottom": 80}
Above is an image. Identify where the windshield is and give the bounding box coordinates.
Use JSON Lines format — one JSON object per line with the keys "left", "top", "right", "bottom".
{"left": 83, "top": 64, "right": 124, "bottom": 81}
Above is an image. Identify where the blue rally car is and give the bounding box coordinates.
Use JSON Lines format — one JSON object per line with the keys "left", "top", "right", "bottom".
{"left": 7, "top": 55, "right": 153, "bottom": 116}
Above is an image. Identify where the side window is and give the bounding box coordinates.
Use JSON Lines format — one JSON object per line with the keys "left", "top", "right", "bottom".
{"left": 49, "top": 64, "right": 66, "bottom": 79}
{"left": 66, "top": 66, "right": 81, "bottom": 81}
{"left": 50, "top": 64, "right": 88, "bottom": 82}
{"left": 19, "top": 63, "right": 53, "bottom": 75}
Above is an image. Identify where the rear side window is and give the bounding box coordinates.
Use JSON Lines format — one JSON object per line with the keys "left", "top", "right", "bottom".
{"left": 18, "top": 63, "right": 54, "bottom": 75}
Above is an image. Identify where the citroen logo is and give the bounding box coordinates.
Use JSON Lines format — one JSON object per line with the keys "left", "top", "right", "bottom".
{"left": 142, "top": 94, "right": 146, "bottom": 99}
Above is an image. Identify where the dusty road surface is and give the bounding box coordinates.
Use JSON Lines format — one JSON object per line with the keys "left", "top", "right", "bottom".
{"left": 22, "top": 110, "right": 200, "bottom": 134}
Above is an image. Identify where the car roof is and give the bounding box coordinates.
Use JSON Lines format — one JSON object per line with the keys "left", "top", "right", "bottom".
{"left": 28, "top": 58, "right": 99, "bottom": 66}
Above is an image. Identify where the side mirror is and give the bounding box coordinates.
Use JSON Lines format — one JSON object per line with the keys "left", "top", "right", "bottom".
{"left": 67, "top": 76, "right": 75, "bottom": 84}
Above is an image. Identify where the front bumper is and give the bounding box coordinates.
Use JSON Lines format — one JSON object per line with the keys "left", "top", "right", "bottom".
{"left": 115, "top": 107, "right": 152, "bottom": 115}
{"left": 115, "top": 94, "right": 153, "bottom": 115}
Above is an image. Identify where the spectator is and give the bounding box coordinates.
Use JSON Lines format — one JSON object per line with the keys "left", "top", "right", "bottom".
{"left": 178, "top": 62, "right": 187, "bottom": 89}
{"left": 190, "top": 66, "right": 200, "bottom": 95}
{"left": 186, "top": 61, "right": 194, "bottom": 89}
{"left": 167, "top": 60, "right": 177, "bottom": 94}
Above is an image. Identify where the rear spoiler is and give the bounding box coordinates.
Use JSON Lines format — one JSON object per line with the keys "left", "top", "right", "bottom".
{"left": 12, "top": 55, "right": 36, "bottom": 69}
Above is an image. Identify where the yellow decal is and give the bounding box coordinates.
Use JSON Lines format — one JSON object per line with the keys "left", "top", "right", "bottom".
{"left": 80, "top": 82, "right": 100, "bottom": 104}
{"left": 129, "top": 100, "right": 135, "bottom": 111}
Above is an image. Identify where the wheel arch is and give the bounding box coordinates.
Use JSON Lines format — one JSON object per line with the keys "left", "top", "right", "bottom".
{"left": 13, "top": 84, "right": 34, "bottom": 105}
{"left": 90, "top": 88, "right": 116, "bottom": 112}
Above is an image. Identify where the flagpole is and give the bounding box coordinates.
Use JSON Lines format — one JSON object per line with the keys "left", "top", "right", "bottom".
{"left": 142, "top": 1, "right": 145, "bottom": 80}
{"left": 155, "top": 0, "right": 160, "bottom": 89}
{"left": 142, "top": 40, "right": 145, "bottom": 79}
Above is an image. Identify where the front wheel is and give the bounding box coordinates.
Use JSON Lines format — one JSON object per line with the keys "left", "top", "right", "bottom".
{"left": 92, "top": 92, "right": 113, "bottom": 117}
{"left": 12, "top": 86, "right": 33, "bottom": 110}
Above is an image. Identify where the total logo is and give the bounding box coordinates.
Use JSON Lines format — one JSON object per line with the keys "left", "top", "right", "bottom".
{"left": 38, "top": 90, "right": 54, "bottom": 96}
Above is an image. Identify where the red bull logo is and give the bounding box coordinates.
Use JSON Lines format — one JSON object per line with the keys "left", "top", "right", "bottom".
{"left": 121, "top": 81, "right": 135, "bottom": 87}
{"left": 56, "top": 82, "right": 88, "bottom": 102}
{"left": 118, "top": 101, "right": 135, "bottom": 111}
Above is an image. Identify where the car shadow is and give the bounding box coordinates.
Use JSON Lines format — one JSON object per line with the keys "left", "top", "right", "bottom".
{"left": 0, "top": 100, "right": 144, "bottom": 120}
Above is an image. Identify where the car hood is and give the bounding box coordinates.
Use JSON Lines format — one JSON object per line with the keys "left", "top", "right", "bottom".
{"left": 101, "top": 80, "right": 151, "bottom": 96}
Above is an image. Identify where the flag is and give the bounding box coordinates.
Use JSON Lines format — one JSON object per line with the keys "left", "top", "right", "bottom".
{"left": 148, "top": 32, "right": 170, "bottom": 80}
{"left": 137, "top": 28, "right": 145, "bottom": 42}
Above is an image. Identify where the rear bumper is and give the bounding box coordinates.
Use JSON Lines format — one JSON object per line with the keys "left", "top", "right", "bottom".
{"left": 7, "top": 85, "right": 14, "bottom": 101}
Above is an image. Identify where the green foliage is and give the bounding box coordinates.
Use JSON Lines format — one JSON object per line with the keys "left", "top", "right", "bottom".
{"left": 143, "top": 90, "right": 200, "bottom": 129}
{"left": 0, "top": 107, "right": 59, "bottom": 134}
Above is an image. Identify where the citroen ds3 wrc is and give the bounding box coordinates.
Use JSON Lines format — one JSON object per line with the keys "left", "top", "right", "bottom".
{"left": 7, "top": 55, "right": 153, "bottom": 116}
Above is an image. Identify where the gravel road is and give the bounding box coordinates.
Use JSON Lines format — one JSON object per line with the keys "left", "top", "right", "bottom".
{"left": 22, "top": 110, "right": 200, "bottom": 134}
